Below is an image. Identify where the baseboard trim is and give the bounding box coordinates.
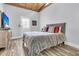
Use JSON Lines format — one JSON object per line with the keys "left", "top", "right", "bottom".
{"left": 65, "top": 42, "right": 79, "bottom": 49}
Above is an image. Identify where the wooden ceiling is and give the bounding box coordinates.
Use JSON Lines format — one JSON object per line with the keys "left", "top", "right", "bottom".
{"left": 7, "top": 3, "right": 52, "bottom": 12}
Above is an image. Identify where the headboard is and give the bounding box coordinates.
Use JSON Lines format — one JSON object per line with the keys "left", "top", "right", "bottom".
{"left": 46, "top": 23, "right": 66, "bottom": 34}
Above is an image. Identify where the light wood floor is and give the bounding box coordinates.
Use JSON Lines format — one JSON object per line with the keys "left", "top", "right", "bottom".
{"left": 0, "top": 39, "right": 79, "bottom": 56}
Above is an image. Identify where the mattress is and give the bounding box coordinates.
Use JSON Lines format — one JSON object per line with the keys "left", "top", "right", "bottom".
{"left": 23, "top": 31, "right": 66, "bottom": 56}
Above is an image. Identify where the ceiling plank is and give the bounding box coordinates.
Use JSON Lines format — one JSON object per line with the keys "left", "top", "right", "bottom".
{"left": 36, "top": 3, "right": 46, "bottom": 11}
{"left": 39, "top": 3, "right": 52, "bottom": 12}
{"left": 38, "top": 3, "right": 46, "bottom": 12}
{"left": 6, "top": 3, "right": 52, "bottom": 12}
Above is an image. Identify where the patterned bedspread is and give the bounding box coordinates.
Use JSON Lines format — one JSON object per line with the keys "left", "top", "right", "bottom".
{"left": 23, "top": 32, "right": 66, "bottom": 56}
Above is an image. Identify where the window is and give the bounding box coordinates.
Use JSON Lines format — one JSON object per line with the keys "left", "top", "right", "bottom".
{"left": 21, "top": 17, "right": 30, "bottom": 29}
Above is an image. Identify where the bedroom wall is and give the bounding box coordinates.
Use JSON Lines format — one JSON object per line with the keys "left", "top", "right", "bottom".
{"left": 40, "top": 3, "right": 79, "bottom": 46}
{"left": 0, "top": 3, "right": 3, "bottom": 11}
{"left": 0, "top": 3, "right": 4, "bottom": 28}
{"left": 0, "top": 12, "right": 1, "bottom": 28}
{"left": 3, "top": 4, "right": 40, "bottom": 38}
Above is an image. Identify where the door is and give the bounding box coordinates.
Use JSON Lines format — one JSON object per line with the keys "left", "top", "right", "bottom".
{"left": 11, "top": 14, "right": 22, "bottom": 38}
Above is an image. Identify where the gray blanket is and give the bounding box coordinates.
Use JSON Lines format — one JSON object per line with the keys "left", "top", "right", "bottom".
{"left": 23, "top": 32, "right": 66, "bottom": 56}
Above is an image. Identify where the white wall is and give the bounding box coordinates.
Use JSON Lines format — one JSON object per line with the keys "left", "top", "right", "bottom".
{"left": 0, "top": 3, "right": 4, "bottom": 28}
{"left": 0, "top": 12, "right": 1, "bottom": 28}
{"left": 0, "top": 3, "right": 4, "bottom": 11}
{"left": 40, "top": 3, "right": 79, "bottom": 46}
{"left": 3, "top": 4, "right": 40, "bottom": 38}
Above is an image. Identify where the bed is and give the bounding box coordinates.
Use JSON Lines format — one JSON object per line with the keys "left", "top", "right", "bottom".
{"left": 23, "top": 31, "right": 66, "bottom": 56}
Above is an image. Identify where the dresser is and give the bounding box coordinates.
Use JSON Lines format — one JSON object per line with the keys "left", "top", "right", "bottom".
{"left": 0, "top": 28, "right": 11, "bottom": 49}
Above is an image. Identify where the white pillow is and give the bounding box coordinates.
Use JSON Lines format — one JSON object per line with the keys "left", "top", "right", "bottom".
{"left": 42, "top": 26, "right": 46, "bottom": 32}
{"left": 48, "top": 26, "right": 54, "bottom": 33}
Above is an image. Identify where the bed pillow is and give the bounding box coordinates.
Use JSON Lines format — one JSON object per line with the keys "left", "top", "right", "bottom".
{"left": 48, "top": 26, "right": 54, "bottom": 33}
{"left": 42, "top": 26, "right": 49, "bottom": 32}
{"left": 54, "top": 26, "right": 61, "bottom": 33}
{"left": 42, "top": 26, "right": 46, "bottom": 32}
{"left": 46, "top": 26, "right": 49, "bottom": 32}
